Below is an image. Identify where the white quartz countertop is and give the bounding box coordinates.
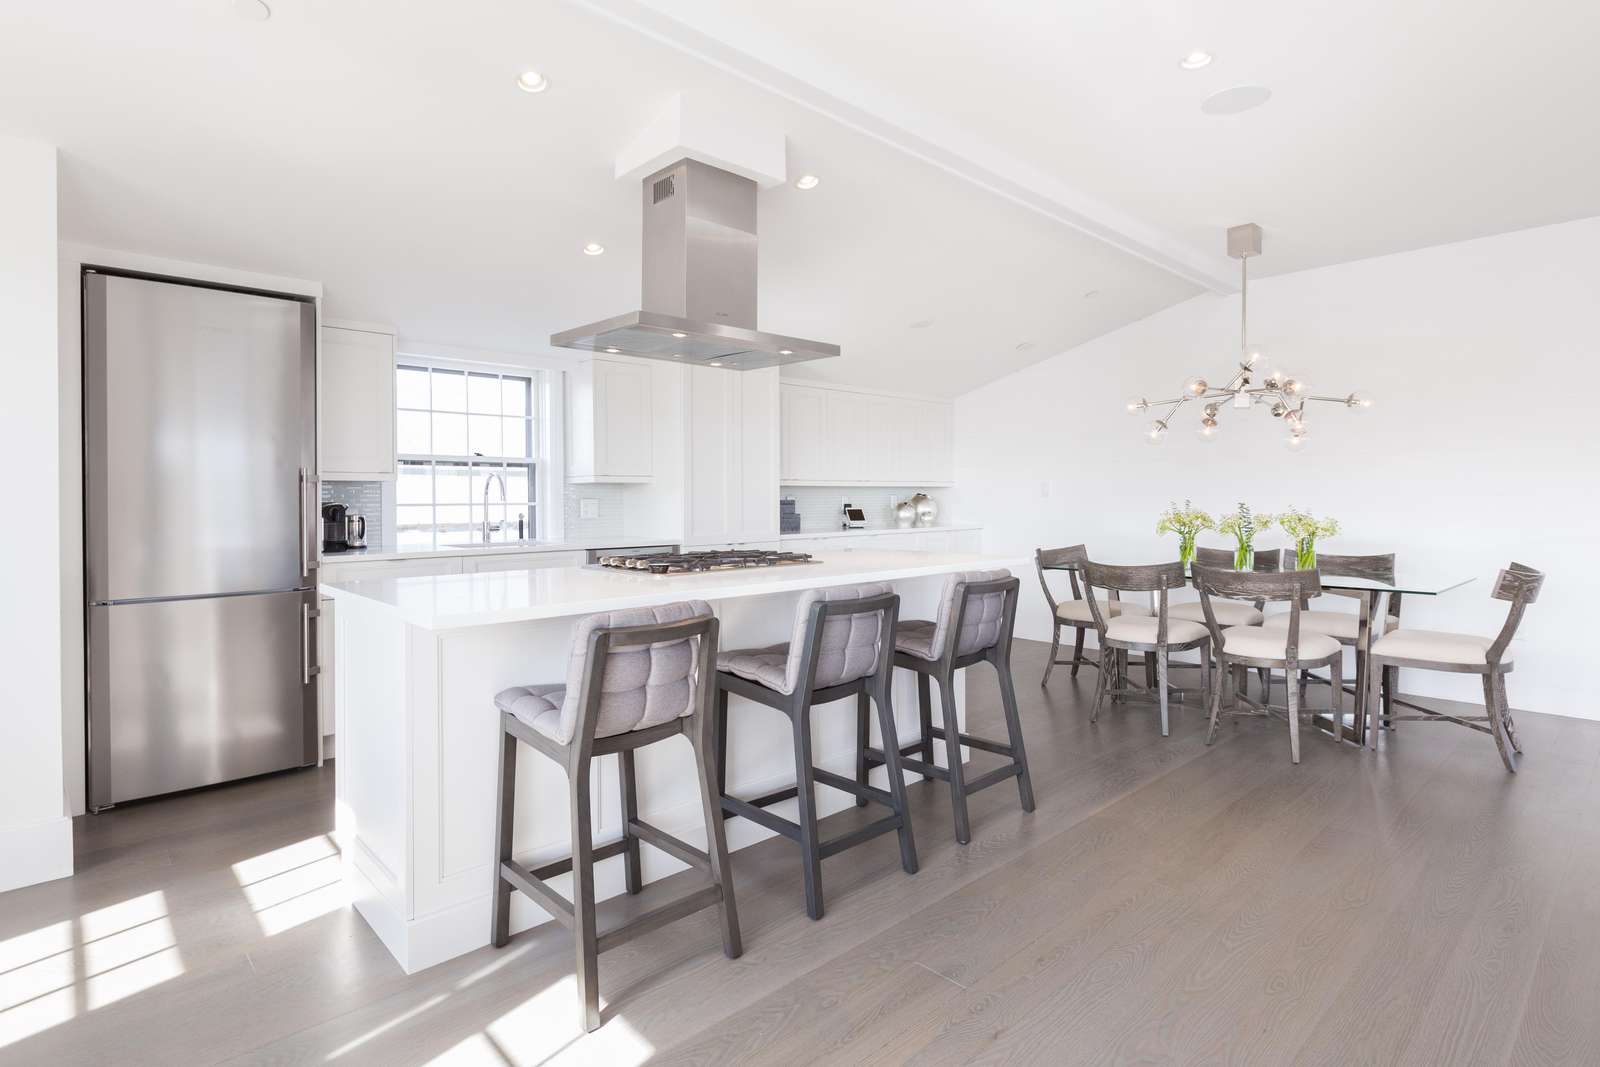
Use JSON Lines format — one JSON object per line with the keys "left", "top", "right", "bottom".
{"left": 319, "top": 534, "right": 682, "bottom": 564}
{"left": 779, "top": 524, "right": 981, "bottom": 540}
{"left": 320, "top": 549, "right": 1028, "bottom": 630}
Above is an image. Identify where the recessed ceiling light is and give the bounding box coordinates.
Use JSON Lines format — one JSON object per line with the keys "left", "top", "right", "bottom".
{"left": 1015, "top": 341, "right": 1035, "bottom": 351}
{"left": 909, "top": 318, "right": 934, "bottom": 329}
{"left": 794, "top": 174, "right": 820, "bottom": 190}
{"left": 603, "top": 347, "right": 620, "bottom": 354}
{"left": 582, "top": 242, "right": 605, "bottom": 256}
{"left": 1179, "top": 50, "right": 1213, "bottom": 70}
{"left": 232, "top": 0, "right": 271, "bottom": 20}
{"left": 778, "top": 349, "right": 793, "bottom": 356}
{"left": 1082, "top": 289, "right": 1101, "bottom": 299}
{"left": 517, "top": 71, "right": 549, "bottom": 93}
{"left": 709, "top": 361, "right": 723, "bottom": 366}
{"left": 671, "top": 331, "right": 687, "bottom": 338}
{"left": 1201, "top": 85, "right": 1272, "bottom": 115}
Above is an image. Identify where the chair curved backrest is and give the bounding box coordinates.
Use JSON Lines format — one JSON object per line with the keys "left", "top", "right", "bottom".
{"left": 930, "top": 569, "right": 1016, "bottom": 660}
{"left": 1488, "top": 562, "right": 1545, "bottom": 663}
{"left": 790, "top": 583, "right": 898, "bottom": 695}
{"left": 1081, "top": 560, "right": 1183, "bottom": 638}
{"left": 1193, "top": 565, "right": 1322, "bottom": 653}
{"left": 1035, "top": 545, "right": 1087, "bottom": 613}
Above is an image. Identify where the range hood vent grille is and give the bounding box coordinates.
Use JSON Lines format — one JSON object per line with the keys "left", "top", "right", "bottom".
{"left": 551, "top": 157, "right": 838, "bottom": 371}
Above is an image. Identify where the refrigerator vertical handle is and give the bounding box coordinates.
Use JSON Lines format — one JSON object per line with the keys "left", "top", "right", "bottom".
{"left": 299, "top": 467, "right": 311, "bottom": 578}
{"left": 302, "top": 601, "right": 322, "bottom": 684}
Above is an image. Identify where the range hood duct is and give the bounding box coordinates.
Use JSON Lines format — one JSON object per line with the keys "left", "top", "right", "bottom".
{"left": 550, "top": 158, "right": 839, "bottom": 371}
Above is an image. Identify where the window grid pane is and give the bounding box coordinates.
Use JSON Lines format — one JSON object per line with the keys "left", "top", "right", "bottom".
{"left": 395, "top": 363, "right": 540, "bottom": 548}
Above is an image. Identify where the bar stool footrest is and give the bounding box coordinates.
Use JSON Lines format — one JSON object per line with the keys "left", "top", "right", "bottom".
{"left": 720, "top": 795, "right": 802, "bottom": 841}
{"left": 896, "top": 755, "right": 950, "bottom": 782}
{"left": 926, "top": 726, "right": 1015, "bottom": 757}
{"left": 812, "top": 767, "right": 896, "bottom": 807}
{"left": 528, "top": 839, "right": 629, "bottom": 882}
{"left": 595, "top": 883, "right": 724, "bottom": 954}
{"left": 627, "top": 819, "right": 711, "bottom": 873}
{"left": 500, "top": 861, "right": 575, "bottom": 924}
{"left": 818, "top": 815, "right": 904, "bottom": 859}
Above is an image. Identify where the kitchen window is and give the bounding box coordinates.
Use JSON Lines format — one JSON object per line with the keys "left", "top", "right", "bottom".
{"left": 394, "top": 362, "right": 539, "bottom": 550}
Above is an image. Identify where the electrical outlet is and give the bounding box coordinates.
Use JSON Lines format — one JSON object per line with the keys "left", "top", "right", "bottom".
{"left": 580, "top": 498, "right": 600, "bottom": 520}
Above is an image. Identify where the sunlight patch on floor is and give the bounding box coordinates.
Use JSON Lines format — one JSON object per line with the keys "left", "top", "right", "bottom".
{"left": 233, "top": 834, "right": 348, "bottom": 936}
{"left": 0, "top": 891, "right": 186, "bottom": 1048}
{"left": 417, "top": 977, "right": 655, "bottom": 1067}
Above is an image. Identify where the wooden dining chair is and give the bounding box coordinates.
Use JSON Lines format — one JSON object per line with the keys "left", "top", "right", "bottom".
{"left": 1264, "top": 552, "right": 1401, "bottom": 716}
{"left": 1081, "top": 561, "right": 1211, "bottom": 737}
{"left": 1365, "top": 562, "right": 1542, "bottom": 772}
{"left": 1194, "top": 565, "right": 1344, "bottom": 764}
{"left": 1035, "top": 545, "right": 1150, "bottom": 686}
{"left": 1172, "top": 546, "right": 1278, "bottom": 695}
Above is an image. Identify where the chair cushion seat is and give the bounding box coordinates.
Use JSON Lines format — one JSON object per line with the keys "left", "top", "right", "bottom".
{"left": 1055, "top": 598, "right": 1151, "bottom": 624}
{"left": 894, "top": 619, "right": 939, "bottom": 660}
{"left": 1169, "top": 600, "right": 1264, "bottom": 627}
{"left": 716, "top": 644, "right": 793, "bottom": 694}
{"left": 1104, "top": 616, "right": 1209, "bottom": 645}
{"left": 1371, "top": 628, "right": 1501, "bottom": 666}
{"left": 1260, "top": 609, "right": 1398, "bottom": 642}
{"left": 1221, "top": 626, "right": 1341, "bottom": 662}
{"left": 494, "top": 684, "right": 568, "bottom": 740}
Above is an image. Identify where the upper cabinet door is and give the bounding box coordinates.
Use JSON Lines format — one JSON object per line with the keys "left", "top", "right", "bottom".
{"left": 568, "top": 357, "right": 654, "bottom": 483}
{"left": 779, "top": 384, "right": 828, "bottom": 481}
{"left": 320, "top": 325, "right": 396, "bottom": 480}
{"left": 823, "top": 388, "right": 872, "bottom": 480}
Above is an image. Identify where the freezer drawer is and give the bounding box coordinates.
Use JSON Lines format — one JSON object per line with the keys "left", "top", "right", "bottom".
{"left": 88, "top": 590, "right": 317, "bottom": 809}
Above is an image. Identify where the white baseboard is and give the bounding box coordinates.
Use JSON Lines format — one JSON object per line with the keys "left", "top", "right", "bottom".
{"left": 0, "top": 816, "right": 73, "bottom": 894}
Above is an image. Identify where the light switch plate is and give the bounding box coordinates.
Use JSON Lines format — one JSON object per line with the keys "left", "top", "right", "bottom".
{"left": 580, "top": 498, "right": 600, "bottom": 520}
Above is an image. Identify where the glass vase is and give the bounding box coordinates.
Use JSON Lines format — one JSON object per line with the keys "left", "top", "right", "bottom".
{"left": 1233, "top": 543, "right": 1253, "bottom": 572}
{"left": 1296, "top": 538, "right": 1316, "bottom": 571}
{"left": 1179, "top": 534, "right": 1196, "bottom": 568}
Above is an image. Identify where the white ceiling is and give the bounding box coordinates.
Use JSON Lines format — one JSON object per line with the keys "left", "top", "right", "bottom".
{"left": 3, "top": 1, "right": 1596, "bottom": 396}
{"left": 602, "top": 0, "right": 1600, "bottom": 276}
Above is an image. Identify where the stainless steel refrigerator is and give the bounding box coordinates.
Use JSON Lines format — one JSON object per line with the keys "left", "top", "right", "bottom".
{"left": 84, "top": 270, "right": 319, "bottom": 811}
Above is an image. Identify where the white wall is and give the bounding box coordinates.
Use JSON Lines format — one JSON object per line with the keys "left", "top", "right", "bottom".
{"left": 953, "top": 217, "right": 1600, "bottom": 719}
{"left": 1, "top": 135, "right": 71, "bottom": 891}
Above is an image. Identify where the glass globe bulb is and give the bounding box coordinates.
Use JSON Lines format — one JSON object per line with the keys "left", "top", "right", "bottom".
{"left": 1245, "top": 348, "right": 1263, "bottom": 366}
{"left": 1283, "top": 377, "right": 1304, "bottom": 396}
{"left": 1198, "top": 416, "right": 1219, "bottom": 440}
{"left": 1269, "top": 401, "right": 1288, "bottom": 418}
{"left": 1127, "top": 397, "right": 1147, "bottom": 415}
{"left": 1347, "top": 391, "right": 1372, "bottom": 410}
{"left": 1286, "top": 432, "right": 1308, "bottom": 451}
{"left": 1145, "top": 420, "right": 1168, "bottom": 444}
{"left": 1183, "top": 376, "right": 1208, "bottom": 397}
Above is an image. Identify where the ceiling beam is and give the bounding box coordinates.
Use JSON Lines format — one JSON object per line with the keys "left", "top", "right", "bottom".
{"left": 565, "top": 0, "right": 1238, "bottom": 293}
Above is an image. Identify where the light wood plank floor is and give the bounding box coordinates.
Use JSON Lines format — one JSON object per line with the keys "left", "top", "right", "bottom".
{"left": 3, "top": 640, "right": 1598, "bottom": 1066}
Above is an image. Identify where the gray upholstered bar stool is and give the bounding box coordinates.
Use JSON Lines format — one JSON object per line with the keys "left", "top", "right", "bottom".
{"left": 877, "top": 570, "right": 1035, "bottom": 845}
{"left": 490, "top": 600, "right": 740, "bottom": 1033}
{"left": 1366, "top": 562, "right": 1543, "bottom": 772}
{"left": 716, "top": 584, "right": 917, "bottom": 921}
{"left": 1082, "top": 561, "right": 1212, "bottom": 737}
{"left": 1193, "top": 566, "right": 1344, "bottom": 763}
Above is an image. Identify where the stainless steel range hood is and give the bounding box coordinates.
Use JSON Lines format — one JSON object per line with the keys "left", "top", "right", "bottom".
{"left": 551, "top": 158, "right": 839, "bottom": 371}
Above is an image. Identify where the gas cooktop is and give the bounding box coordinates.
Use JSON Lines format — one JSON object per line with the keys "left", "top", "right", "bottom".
{"left": 590, "top": 549, "right": 817, "bottom": 575}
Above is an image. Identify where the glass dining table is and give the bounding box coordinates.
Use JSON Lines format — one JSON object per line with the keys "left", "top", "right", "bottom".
{"left": 1049, "top": 556, "right": 1476, "bottom": 746}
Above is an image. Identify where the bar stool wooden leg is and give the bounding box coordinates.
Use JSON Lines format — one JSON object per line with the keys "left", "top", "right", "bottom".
{"left": 872, "top": 680, "right": 919, "bottom": 874}
{"left": 618, "top": 749, "right": 642, "bottom": 895}
{"left": 569, "top": 765, "right": 601, "bottom": 1032}
{"left": 854, "top": 691, "right": 871, "bottom": 808}
{"left": 690, "top": 714, "right": 742, "bottom": 958}
{"left": 790, "top": 707, "right": 825, "bottom": 920}
{"left": 917, "top": 672, "right": 935, "bottom": 781}
{"left": 994, "top": 659, "right": 1035, "bottom": 812}
{"left": 490, "top": 726, "right": 517, "bottom": 948}
{"left": 938, "top": 678, "right": 972, "bottom": 844}
{"left": 714, "top": 688, "right": 730, "bottom": 799}
{"left": 1285, "top": 668, "right": 1301, "bottom": 765}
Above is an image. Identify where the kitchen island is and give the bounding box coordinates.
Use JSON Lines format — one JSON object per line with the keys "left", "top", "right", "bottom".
{"left": 321, "top": 548, "right": 1026, "bottom": 972}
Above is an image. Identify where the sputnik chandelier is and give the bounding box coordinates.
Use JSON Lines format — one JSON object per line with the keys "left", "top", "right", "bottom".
{"left": 1127, "top": 223, "right": 1371, "bottom": 448}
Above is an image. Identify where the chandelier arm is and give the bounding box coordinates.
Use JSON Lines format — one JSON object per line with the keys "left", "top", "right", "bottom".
{"left": 1301, "top": 394, "right": 1357, "bottom": 404}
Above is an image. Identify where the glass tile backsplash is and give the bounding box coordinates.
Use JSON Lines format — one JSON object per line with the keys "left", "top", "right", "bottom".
{"left": 320, "top": 480, "right": 384, "bottom": 547}
{"left": 779, "top": 486, "right": 938, "bottom": 533}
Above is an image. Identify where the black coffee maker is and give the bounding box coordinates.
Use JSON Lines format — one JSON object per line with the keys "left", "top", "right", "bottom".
{"left": 321, "top": 502, "right": 350, "bottom": 552}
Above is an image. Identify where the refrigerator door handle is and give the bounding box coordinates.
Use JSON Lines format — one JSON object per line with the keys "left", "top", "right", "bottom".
{"left": 299, "top": 467, "right": 312, "bottom": 578}
{"left": 302, "top": 601, "right": 322, "bottom": 685}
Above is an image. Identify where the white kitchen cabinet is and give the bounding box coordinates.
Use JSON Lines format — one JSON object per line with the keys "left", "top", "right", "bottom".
{"left": 460, "top": 550, "right": 586, "bottom": 573}
{"left": 320, "top": 323, "right": 396, "bottom": 480}
{"left": 779, "top": 382, "right": 955, "bottom": 487}
{"left": 779, "top": 383, "right": 828, "bottom": 481}
{"left": 685, "top": 366, "right": 779, "bottom": 545}
{"left": 567, "top": 357, "right": 654, "bottom": 482}
{"left": 317, "top": 595, "right": 335, "bottom": 753}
